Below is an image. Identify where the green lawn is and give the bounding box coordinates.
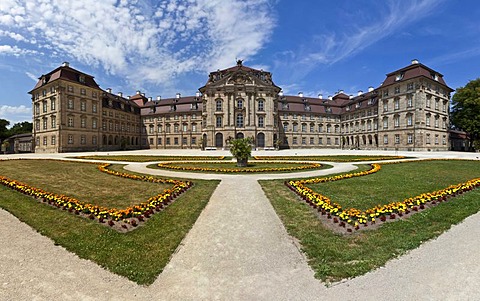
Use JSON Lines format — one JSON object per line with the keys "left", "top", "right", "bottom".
{"left": 260, "top": 159, "right": 480, "bottom": 284}
{"left": 0, "top": 159, "right": 219, "bottom": 285}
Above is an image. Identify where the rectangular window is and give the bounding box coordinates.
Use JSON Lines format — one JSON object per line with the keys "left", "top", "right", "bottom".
{"left": 92, "top": 102, "right": 97, "bottom": 113}
{"left": 43, "top": 101, "right": 47, "bottom": 113}
{"left": 174, "top": 124, "right": 179, "bottom": 133}
{"left": 43, "top": 136, "right": 47, "bottom": 145}
{"left": 394, "top": 99, "right": 399, "bottom": 110}
{"left": 149, "top": 138, "right": 154, "bottom": 144}
{"left": 51, "top": 99, "right": 56, "bottom": 110}
{"left": 318, "top": 137, "right": 323, "bottom": 145}
{"left": 327, "top": 137, "right": 331, "bottom": 145}
{"left": 51, "top": 136, "right": 56, "bottom": 145}
{"left": 191, "top": 137, "right": 196, "bottom": 145}
{"left": 80, "top": 101, "right": 86, "bottom": 111}
{"left": 166, "top": 138, "right": 171, "bottom": 145}
{"left": 407, "top": 134, "right": 413, "bottom": 144}
{"left": 92, "top": 119, "right": 97, "bottom": 129}
{"left": 35, "top": 103, "right": 40, "bottom": 115}
{"left": 335, "top": 138, "right": 339, "bottom": 145}
{"left": 426, "top": 134, "right": 431, "bottom": 144}
{"left": 68, "top": 98, "right": 74, "bottom": 109}
{"left": 92, "top": 136, "right": 97, "bottom": 145}
{"left": 216, "top": 116, "right": 222, "bottom": 127}
{"left": 68, "top": 117, "right": 74, "bottom": 127}
{"left": 395, "top": 134, "right": 400, "bottom": 144}
{"left": 383, "top": 135, "right": 388, "bottom": 144}
{"left": 81, "top": 135, "right": 86, "bottom": 145}
{"left": 68, "top": 135, "right": 73, "bottom": 144}
{"left": 310, "top": 137, "right": 314, "bottom": 145}
{"left": 383, "top": 101, "right": 388, "bottom": 112}
{"left": 43, "top": 118, "right": 47, "bottom": 130}
{"left": 80, "top": 88, "right": 86, "bottom": 95}
{"left": 81, "top": 118, "right": 86, "bottom": 128}
{"left": 157, "top": 138, "right": 162, "bottom": 145}
{"left": 435, "top": 135, "right": 439, "bottom": 145}
{"left": 258, "top": 116, "right": 264, "bottom": 127}
{"left": 407, "top": 95, "right": 413, "bottom": 108}
{"left": 301, "top": 137, "right": 306, "bottom": 145}
{"left": 174, "top": 137, "right": 179, "bottom": 145}
{"left": 292, "top": 137, "right": 298, "bottom": 144}
{"left": 407, "top": 115, "right": 413, "bottom": 126}
{"left": 182, "top": 137, "right": 187, "bottom": 145}
{"left": 442, "top": 135, "right": 446, "bottom": 145}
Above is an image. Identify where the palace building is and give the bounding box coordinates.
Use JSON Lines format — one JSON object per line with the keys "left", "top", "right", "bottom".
{"left": 30, "top": 59, "right": 452, "bottom": 153}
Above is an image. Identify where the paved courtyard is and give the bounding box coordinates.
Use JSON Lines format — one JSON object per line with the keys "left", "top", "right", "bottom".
{"left": 1, "top": 149, "right": 479, "bottom": 300}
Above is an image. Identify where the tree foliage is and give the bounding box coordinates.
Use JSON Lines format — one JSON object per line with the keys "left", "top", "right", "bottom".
{"left": 451, "top": 78, "right": 480, "bottom": 150}
{"left": 0, "top": 119, "right": 32, "bottom": 141}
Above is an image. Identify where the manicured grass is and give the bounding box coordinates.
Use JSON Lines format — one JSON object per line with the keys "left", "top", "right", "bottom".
{"left": 308, "top": 160, "right": 480, "bottom": 210}
{"left": 72, "top": 155, "right": 226, "bottom": 162}
{"left": 254, "top": 155, "right": 409, "bottom": 162}
{"left": 0, "top": 160, "right": 219, "bottom": 285}
{"left": 0, "top": 160, "right": 172, "bottom": 208}
{"left": 260, "top": 160, "right": 480, "bottom": 284}
{"left": 153, "top": 161, "right": 329, "bottom": 173}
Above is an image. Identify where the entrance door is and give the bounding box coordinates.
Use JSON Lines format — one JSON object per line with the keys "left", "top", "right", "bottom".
{"left": 215, "top": 133, "right": 223, "bottom": 147}
{"left": 257, "top": 132, "right": 265, "bottom": 147}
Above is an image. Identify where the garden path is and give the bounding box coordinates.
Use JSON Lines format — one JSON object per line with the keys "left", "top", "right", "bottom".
{"left": 1, "top": 150, "right": 480, "bottom": 300}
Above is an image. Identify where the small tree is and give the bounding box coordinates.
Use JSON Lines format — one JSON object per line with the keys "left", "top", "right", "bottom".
{"left": 451, "top": 78, "right": 480, "bottom": 151}
{"left": 228, "top": 137, "right": 253, "bottom": 167}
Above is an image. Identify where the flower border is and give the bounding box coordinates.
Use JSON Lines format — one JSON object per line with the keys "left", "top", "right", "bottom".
{"left": 73, "top": 155, "right": 225, "bottom": 162}
{"left": 157, "top": 161, "right": 322, "bottom": 173}
{"left": 285, "top": 159, "right": 480, "bottom": 232}
{"left": 0, "top": 159, "right": 193, "bottom": 231}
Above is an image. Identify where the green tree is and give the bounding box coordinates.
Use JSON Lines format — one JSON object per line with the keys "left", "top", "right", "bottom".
{"left": 227, "top": 137, "right": 253, "bottom": 167}
{"left": 8, "top": 121, "right": 33, "bottom": 136}
{"left": 451, "top": 78, "right": 480, "bottom": 151}
{"left": 0, "top": 119, "right": 10, "bottom": 141}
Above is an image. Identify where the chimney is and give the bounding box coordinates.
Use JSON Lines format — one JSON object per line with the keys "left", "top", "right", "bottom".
{"left": 318, "top": 94, "right": 323, "bottom": 99}
{"left": 141, "top": 93, "right": 145, "bottom": 97}
{"left": 176, "top": 93, "right": 181, "bottom": 99}
{"left": 357, "top": 90, "right": 363, "bottom": 96}
{"left": 368, "top": 86, "right": 374, "bottom": 92}
{"left": 136, "top": 90, "right": 141, "bottom": 95}
{"left": 147, "top": 97, "right": 152, "bottom": 102}
{"left": 328, "top": 95, "right": 332, "bottom": 100}
{"left": 156, "top": 96, "right": 161, "bottom": 101}
{"left": 62, "top": 62, "right": 69, "bottom": 67}
{"left": 106, "top": 88, "right": 112, "bottom": 94}
{"left": 195, "top": 91, "right": 201, "bottom": 97}
{"left": 298, "top": 92, "right": 304, "bottom": 98}
{"left": 338, "top": 90, "right": 344, "bottom": 94}
{"left": 278, "top": 91, "right": 284, "bottom": 97}
{"left": 127, "top": 96, "right": 131, "bottom": 99}
{"left": 349, "top": 95, "right": 354, "bottom": 99}
{"left": 117, "top": 92, "right": 123, "bottom": 97}
{"left": 411, "top": 59, "right": 419, "bottom": 65}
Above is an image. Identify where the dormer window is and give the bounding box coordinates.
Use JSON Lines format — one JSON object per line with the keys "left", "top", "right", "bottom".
{"left": 79, "top": 75, "right": 85, "bottom": 83}
{"left": 431, "top": 73, "right": 439, "bottom": 81}
{"left": 395, "top": 73, "right": 404, "bottom": 81}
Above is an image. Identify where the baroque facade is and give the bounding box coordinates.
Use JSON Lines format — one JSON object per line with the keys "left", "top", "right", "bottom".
{"left": 30, "top": 59, "right": 452, "bottom": 153}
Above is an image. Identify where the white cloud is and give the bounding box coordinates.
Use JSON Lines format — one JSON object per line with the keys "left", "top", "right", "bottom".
{"left": 278, "top": 0, "right": 446, "bottom": 80}
{"left": 0, "top": 0, "right": 276, "bottom": 88}
{"left": 0, "top": 105, "right": 31, "bottom": 124}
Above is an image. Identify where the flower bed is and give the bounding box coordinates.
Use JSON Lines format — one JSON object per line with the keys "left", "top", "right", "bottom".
{"left": 285, "top": 160, "right": 480, "bottom": 232}
{"left": 157, "top": 161, "right": 322, "bottom": 173}
{"left": 0, "top": 161, "right": 193, "bottom": 232}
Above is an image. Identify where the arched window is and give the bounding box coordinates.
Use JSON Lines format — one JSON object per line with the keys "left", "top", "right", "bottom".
{"left": 258, "top": 116, "right": 264, "bottom": 127}
{"left": 216, "top": 99, "right": 222, "bottom": 111}
{"left": 258, "top": 99, "right": 264, "bottom": 111}
{"left": 237, "top": 99, "right": 243, "bottom": 109}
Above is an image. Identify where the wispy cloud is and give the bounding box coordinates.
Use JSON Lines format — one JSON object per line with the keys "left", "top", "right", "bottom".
{"left": 0, "top": 0, "right": 276, "bottom": 88}
{"left": 0, "top": 105, "right": 31, "bottom": 124}
{"left": 278, "top": 0, "right": 445, "bottom": 80}
{"left": 428, "top": 46, "right": 480, "bottom": 66}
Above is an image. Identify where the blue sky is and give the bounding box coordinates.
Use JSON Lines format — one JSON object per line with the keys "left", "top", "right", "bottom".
{"left": 1, "top": 0, "right": 479, "bottom": 125}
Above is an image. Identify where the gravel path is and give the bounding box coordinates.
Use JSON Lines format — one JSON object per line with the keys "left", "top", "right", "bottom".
{"left": 1, "top": 150, "right": 479, "bottom": 300}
